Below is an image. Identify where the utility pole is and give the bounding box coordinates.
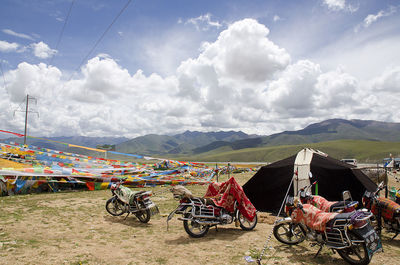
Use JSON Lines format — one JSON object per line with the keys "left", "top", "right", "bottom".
{"left": 14, "top": 94, "right": 38, "bottom": 146}
{"left": 24, "top": 94, "right": 29, "bottom": 145}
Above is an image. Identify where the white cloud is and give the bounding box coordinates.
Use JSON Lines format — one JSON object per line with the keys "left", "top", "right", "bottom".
{"left": 323, "top": 0, "right": 346, "bottom": 11}
{"left": 322, "top": 0, "right": 358, "bottom": 12}
{"left": 199, "top": 19, "right": 291, "bottom": 83}
{"left": 273, "top": 15, "right": 281, "bottom": 22}
{"left": 371, "top": 66, "right": 400, "bottom": 92}
{"left": 0, "top": 18, "right": 398, "bottom": 137}
{"left": 267, "top": 60, "right": 321, "bottom": 117}
{"left": 2, "top": 29, "right": 34, "bottom": 40}
{"left": 185, "top": 13, "right": 222, "bottom": 31}
{"left": 31, "top": 42, "right": 57, "bottom": 59}
{"left": 5, "top": 62, "right": 62, "bottom": 102}
{"left": 363, "top": 6, "right": 397, "bottom": 28}
{"left": 0, "top": 40, "right": 19, "bottom": 52}
{"left": 315, "top": 67, "right": 358, "bottom": 109}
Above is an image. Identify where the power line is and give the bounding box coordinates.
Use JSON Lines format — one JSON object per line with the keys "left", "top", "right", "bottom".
{"left": 48, "top": 0, "right": 76, "bottom": 67}
{"left": 67, "top": 0, "right": 133, "bottom": 82}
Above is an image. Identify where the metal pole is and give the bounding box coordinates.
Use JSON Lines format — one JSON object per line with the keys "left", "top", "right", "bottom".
{"left": 23, "top": 94, "right": 29, "bottom": 145}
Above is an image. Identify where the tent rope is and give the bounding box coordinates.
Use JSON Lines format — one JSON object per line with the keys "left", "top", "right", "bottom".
{"left": 256, "top": 171, "right": 296, "bottom": 264}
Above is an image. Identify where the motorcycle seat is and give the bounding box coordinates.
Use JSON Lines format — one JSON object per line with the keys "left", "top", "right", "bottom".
{"left": 329, "top": 201, "right": 356, "bottom": 212}
{"left": 190, "top": 197, "right": 217, "bottom": 206}
{"left": 326, "top": 211, "right": 355, "bottom": 229}
{"left": 329, "top": 211, "right": 354, "bottom": 221}
{"left": 133, "top": 191, "right": 147, "bottom": 197}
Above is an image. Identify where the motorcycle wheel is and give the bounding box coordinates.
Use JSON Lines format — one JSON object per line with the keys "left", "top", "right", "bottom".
{"left": 135, "top": 202, "right": 151, "bottom": 223}
{"left": 337, "top": 232, "right": 370, "bottom": 265}
{"left": 238, "top": 211, "right": 257, "bottom": 231}
{"left": 105, "top": 197, "right": 125, "bottom": 216}
{"left": 183, "top": 213, "right": 209, "bottom": 238}
{"left": 273, "top": 222, "right": 305, "bottom": 245}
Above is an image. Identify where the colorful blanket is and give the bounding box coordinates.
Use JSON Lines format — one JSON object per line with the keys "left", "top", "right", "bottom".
{"left": 291, "top": 204, "right": 338, "bottom": 231}
{"left": 204, "top": 177, "right": 256, "bottom": 222}
{"left": 373, "top": 197, "right": 400, "bottom": 220}
{"left": 308, "top": 195, "right": 336, "bottom": 212}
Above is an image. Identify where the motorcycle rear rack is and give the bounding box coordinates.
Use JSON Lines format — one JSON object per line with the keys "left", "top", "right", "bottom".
{"left": 189, "top": 198, "right": 219, "bottom": 218}
{"left": 325, "top": 218, "right": 351, "bottom": 248}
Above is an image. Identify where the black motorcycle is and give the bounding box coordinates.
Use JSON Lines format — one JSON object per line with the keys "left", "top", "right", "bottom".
{"left": 105, "top": 179, "right": 159, "bottom": 223}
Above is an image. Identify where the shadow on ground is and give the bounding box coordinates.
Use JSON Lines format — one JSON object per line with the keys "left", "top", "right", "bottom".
{"left": 103, "top": 214, "right": 153, "bottom": 227}
{"left": 165, "top": 226, "right": 254, "bottom": 245}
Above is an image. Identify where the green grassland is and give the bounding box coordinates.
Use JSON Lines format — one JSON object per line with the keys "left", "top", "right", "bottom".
{"left": 174, "top": 139, "right": 400, "bottom": 163}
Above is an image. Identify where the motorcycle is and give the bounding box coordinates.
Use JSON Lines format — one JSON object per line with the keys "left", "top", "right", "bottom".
{"left": 362, "top": 181, "right": 400, "bottom": 239}
{"left": 105, "top": 178, "right": 159, "bottom": 223}
{"left": 273, "top": 196, "right": 382, "bottom": 265}
{"left": 167, "top": 184, "right": 258, "bottom": 238}
{"left": 299, "top": 181, "right": 359, "bottom": 213}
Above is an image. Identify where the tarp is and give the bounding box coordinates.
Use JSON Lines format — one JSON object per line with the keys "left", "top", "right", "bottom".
{"left": 291, "top": 204, "right": 338, "bottom": 231}
{"left": 204, "top": 176, "right": 256, "bottom": 221}
{"left": 243, "top": 148, "right": 377, "bottom": 212}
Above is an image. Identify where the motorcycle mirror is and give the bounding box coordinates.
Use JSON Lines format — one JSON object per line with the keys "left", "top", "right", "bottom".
{"left": 308, "top": 172, "right": 313, "bottom": 179}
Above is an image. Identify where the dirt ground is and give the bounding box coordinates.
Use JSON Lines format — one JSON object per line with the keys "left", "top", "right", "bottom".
{"left": 1, "top": 172, "right": 400, "bottom": 265}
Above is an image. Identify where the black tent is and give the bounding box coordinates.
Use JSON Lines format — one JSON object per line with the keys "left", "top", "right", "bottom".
{"left": 243, "top": 150, "right": 377, "bottom": 212}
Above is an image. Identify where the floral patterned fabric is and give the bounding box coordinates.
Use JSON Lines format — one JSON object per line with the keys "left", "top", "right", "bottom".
{"left": 307, "top": 195, "right": 336, "bottom": 212}
{"left": 204, "top": 177, "right": 256, "bottom": 221}
{"left": 291, "top": 204, "right": 338, "bottom": 231}
{"left": 372, "top": 197, "right": 400, "bottom": 220}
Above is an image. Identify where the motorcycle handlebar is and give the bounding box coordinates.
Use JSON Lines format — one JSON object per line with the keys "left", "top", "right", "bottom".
{"left": 298, "top": 181, "right": 317, "bottom": 197}
{"left": 374, "top": 181, "right": 386, "bottom": 196}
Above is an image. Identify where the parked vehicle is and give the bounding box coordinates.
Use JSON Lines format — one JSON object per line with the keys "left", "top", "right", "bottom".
{"left": 362, "top": 181, "right": 400, "bottom": 239}
{"left": 274, "top": 197, "right": 381, "bottom": 265}
{"left": 341, "top": 158, "right": 358, "bottom": 167}
{"left": 105, "top": 178, "right": 159, "bottom": 223}
{"left": 167, "top": 184, "right": 257, "bottom": 238}
{"left": 299, "top": 181, "right": 359, "bottom": 213}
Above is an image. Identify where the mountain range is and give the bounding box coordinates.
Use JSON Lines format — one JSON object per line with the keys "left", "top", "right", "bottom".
{"left": 4, "top": 119, "right": 400, "bottom": 160}
{"left": 115, "top": 119, "right": 400, "bottom": 156}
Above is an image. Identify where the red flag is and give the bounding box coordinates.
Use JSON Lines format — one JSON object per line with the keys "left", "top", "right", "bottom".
{"left": 86, "top": 182, "right": 95, "bottom": 191}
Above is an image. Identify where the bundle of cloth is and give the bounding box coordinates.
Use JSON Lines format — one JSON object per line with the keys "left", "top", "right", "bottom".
{"left": 204, "top": 176, "right": 256, "bottom": 221}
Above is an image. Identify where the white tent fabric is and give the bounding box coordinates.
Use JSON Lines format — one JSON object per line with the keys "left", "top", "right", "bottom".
{"left": 293, "top": 148, "right": 327, "bottom": 194}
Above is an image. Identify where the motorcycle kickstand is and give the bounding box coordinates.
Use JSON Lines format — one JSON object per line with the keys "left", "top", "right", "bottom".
{"left": 314, "top": 244, "right": 324, "bottom": 258}
{"left": 124, "top": 212, "right": 130, "bottom": 220}
{"left": 391, "top": 231, "right": 399, "bottom": 240}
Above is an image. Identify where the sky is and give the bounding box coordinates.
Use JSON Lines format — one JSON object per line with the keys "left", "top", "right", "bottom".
{"left": 0, "top": 0, "right": 399, "bottom": 138}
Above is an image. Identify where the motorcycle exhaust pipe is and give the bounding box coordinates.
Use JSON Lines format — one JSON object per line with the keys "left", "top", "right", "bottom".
{"left": 177, "top": 217, "right": 220, "bottom": 225}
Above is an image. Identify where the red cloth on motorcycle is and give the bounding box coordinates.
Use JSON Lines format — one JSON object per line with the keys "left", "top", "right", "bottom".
{"left": 308, "top": 195, "right": 336, "bottom": 212}
{"left": 204, "top": 177, "right": 257, "bottom": 222}
{"left": 372, "top": 197, "right": 400, "bottom": 220}
{"left": 291, "top": 204, "right": 338, "bottom": 232}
